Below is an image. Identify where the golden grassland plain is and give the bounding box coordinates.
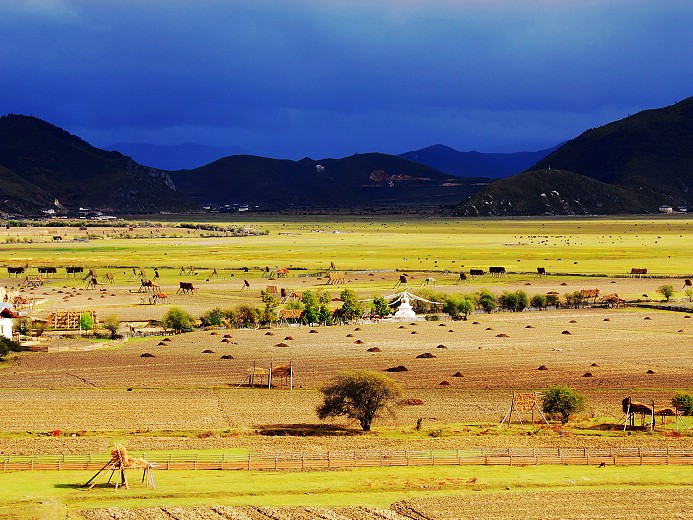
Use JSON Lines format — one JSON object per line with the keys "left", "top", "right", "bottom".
{"left": 1, "top": 215, "right": 693, "bottom": 519}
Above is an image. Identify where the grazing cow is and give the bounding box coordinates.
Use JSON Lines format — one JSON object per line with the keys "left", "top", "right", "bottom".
{"left": 52, "top": 235, "right": 62, "bottom": 241}
{"left": 421, "top": 276, "right": 437, "bottom": 287}
{"left": 683, "top": 279, "right": 692, "bottom": 290}
{"left": 38, "top": 266, "right": 57, "bottom": 277}
{"left": 394, "top": 274, "right": 408, "bottom": 288}
{"left": 84, "top": 276, "right": 104, "bottom": 290}
{"left": 7, "top": 266, "right": 25, "bottom": 277}
{"left": 65, "top": 266, "right": 84, "bottom": 277}
{"left": 176, "top": 281, "right": 196, "bottom": 295}
{"left": 83, "top": 269, "right": 98, "bottom": 281}
{"left": 139, "top": 279, "right": 159, "bottom": 293}
{"left": 101, "top": 272, "right": 114, "bottom": 283}
{"left": 241, "top": 279, "right": 250, "bottom": 291}
{"left": 489, "top": 266, "right": 506, "bottom": 277}
{"left": 536, "top": 267, "right": 546, "bottom": 278}
{"left": 630, "top": 268, "right": 647, "bottom": 278}
{"left": 276, "top": 267, "right": 289, "bottom": 278}
{"left": 469, "top": 269, "right": 485, "bottom": 279}
{"left": 150, "top": 292, "right": 168, "bottom": 304}
{"left": 22, "top": 275, "right": 44, "bottom": 287}
{"left": 456, "top": 272, "right": 467, "bottom": 285}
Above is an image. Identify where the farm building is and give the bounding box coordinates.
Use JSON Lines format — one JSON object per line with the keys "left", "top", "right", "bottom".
{"left": 0, "top": 305, "right": 20, "bottom": 339}
{"left": 658, "top": 205, "right": 673, "bottom": 213}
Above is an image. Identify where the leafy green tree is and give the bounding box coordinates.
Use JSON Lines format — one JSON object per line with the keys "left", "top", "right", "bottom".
{"left": 672, "top": 393, "right": 693, "bottom": 415}
{"left": 476, "top": 289, "right": 497, "bottom": 313}
{"left": 260, "top": 290, "right": 279, "bottom": 325}
{"left": 201, "top": 307, "right": 225, "bottom": 327}
{"left": 162, "top": 307, "right": 195, "bottom": 334}
{"left": 531, "top": 294, "right": 547, "bottom": 310}
{"left": 301, "top": 290, "right": 320, "bottom": 324}
{"left": 316, "top": 370, "right": 402, "bottom": 431}
{"left": 234, "top": 304, "right": 261, "bottom": 328}
{"left": 541, "top": 385, "right": 586, "bottom": 424}
{"left": 318, "top": 304, "right": 332, "bottom": 325}
{"left": 79, "top": 313, "right": 94, "bottom": 335}
{"left": 103, "top": 315, "right": 121, "bottom": 339}
{"left": 372, "top": 295, "right": 391, "bottom": 317}
{"left": 443, "top": 294, "right": 474, "bottom": 320}
{"left": 657, "top": 284, "right": 675, "bottom": 302}
{"left": 316, "top": 289, "right": 331, "bottom": 306}
{"left": 499, "top": 290, "right": 529, "bottom": 312}
{"left": 545, "top": 293, "right": 560, "bottom": 309}
{"left": 339, "top": 289, "right": 363, "bottom": 321}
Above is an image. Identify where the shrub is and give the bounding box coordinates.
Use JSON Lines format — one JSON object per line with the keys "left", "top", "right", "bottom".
{"left": 541, "top": 385, "right": 586, "bottom": 424}
{"left": 0, "top": 336, "right": 26, "bottom": 360}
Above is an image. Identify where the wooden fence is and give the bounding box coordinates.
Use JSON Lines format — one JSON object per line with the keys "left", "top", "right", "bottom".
{"left": 4, "top": 447, "right": 693, "bottom": 472}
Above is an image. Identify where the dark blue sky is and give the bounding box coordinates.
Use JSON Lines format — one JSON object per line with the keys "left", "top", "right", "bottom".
{"left": 1, "top": 1, "right": 691, "bottom": 160}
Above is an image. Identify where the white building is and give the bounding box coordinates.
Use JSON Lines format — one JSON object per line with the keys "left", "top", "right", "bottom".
{"left": 0, "top": 306, "right": 20, "bottom": 340}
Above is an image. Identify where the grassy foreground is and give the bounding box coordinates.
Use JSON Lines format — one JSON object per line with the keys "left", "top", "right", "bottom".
{"left": 1, "top": 464, "right": 693, "bottom": 519}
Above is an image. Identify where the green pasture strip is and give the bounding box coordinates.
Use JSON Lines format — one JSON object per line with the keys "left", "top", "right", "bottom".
{"left": 1, "top": 465, "right": 692, "bottom": 518}
{"left": 2, "top": 216, "right": 692, "bottom": 275}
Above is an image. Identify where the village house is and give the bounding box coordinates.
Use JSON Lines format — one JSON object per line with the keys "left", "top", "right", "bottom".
{"left": 0, "top": 305, "right": 20, "bottom": 340}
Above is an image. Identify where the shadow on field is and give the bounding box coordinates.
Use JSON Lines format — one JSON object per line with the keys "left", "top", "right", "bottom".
{"left": 256, "top": 423, "right": 361, "bottom": 436}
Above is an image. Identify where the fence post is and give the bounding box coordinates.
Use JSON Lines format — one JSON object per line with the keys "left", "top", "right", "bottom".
{"left": 221, "top": 453, "right": 225, "bottom": 470}
{"left": 406, "top": 450, "right": 409, "bottom": 466}
{"left": 248, "top": 453, "right": 251, "bottom": 471}
{"left": 666, "top": 447, "right": 669, "bottom": 465}
{"left": 301, "top": 452, "right": 305, "bottom": 470}
{"left": 327, "top": 451, "right": 330, "bottom": 469}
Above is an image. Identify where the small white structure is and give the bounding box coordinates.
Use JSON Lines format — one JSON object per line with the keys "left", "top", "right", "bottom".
{"left": 382, "top": 291, "right": 443, "bottom": 322}
{"left": 392, "top": 292, "right": 418, "bottom": 320}
{"left": 659, "top": 205, "right": 673, "bottom": 214}
{"left": 0, "top": 305, "right": 20, "bottom": 339}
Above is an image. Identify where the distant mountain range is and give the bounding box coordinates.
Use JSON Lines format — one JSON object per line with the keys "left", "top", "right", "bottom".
{"left": 0, "top": 96, "right": 690, "bottom": 216}
{"left": 107, "top": 142, "right": 249, "bottom": 170}
{"left": 399, "top": 144, "right": 559, "bottom": 178}
{"left": 456, "top": 96, "right": 693, "bottom": 216}
{"left": 169, "top": 153, "right": 484, "bottom": 208}
{"left": 0, "top": 115, "right": 197, "bottom": 215}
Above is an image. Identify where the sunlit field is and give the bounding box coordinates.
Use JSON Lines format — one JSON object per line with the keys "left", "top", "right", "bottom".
{"left": 1, "top": 214, "right": 693, "bottom": 519}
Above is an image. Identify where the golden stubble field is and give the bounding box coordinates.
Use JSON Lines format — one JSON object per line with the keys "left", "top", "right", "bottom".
{"left": 2, "top": 306, "right": 692, "bottom": 453}
{"left": 1, "top": 217, "right": 693, "bottom": 457}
